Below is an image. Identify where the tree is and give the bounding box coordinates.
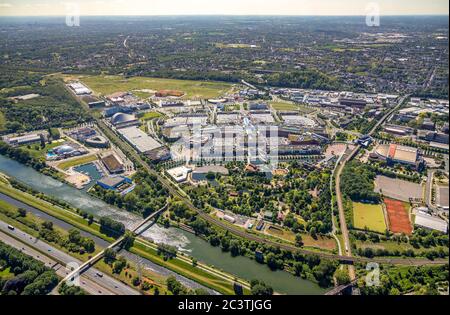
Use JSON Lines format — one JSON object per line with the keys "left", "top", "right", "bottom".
{"left": 99, "top": 217, "right": 125, "bottom": 237}
{"left": 122, "top": 231, "right": 135, "bottom": 250}
{"left": 112, "top": 257, "right": 127, "bottom": 274}
{"left": 295, "top": 234, "right": 304, "bottom": 247}
{"left": 68, "top": 229, "right": 82, "bottom": 245}
{"left": 132, "top": 276, "right": 141, "bottom": 287}
{"left": 103, "top": 248, "right": 117, "bottom": 265}
{"left": 334, "top": 269, "right": 351, "bottom": 286}
{"left": 17, "top": 208, "right": 27, "bottom": 217}
{"left": 41, "top": 221, "right": 53, "bottom": 231}
{"left": 166, "top": 276, "right": 186, "bottom": 295}
{"left": 87, "top": 214, "right": 94, "bottom": 225}
{"left": 250, "top": 280, "right": 273, "bottom": 296}
{"left": 81, "top": 238, "right": 95, "bottom": 253}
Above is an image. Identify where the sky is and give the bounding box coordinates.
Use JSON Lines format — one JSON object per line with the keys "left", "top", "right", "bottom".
{"left": 0, "top": 0, "right": 448, "bottom": 16}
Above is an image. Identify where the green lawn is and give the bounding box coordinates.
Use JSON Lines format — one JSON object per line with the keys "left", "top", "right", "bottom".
{"left": 138, "top": 111, "right": 163, "bottom": 121}
{"left": 0, "top": 267, "right": 13, "bottom": 279}
{"left": 270, "top": 101, "right": 314, "bottom": 113}
{"left": 20, "top": 140, "right": 66, "bottom": 159}
{"left": 69, "top": 75, "right": 233, "bottom": 99}
{"left": 353, "top": 202, "right": 387, "bottom": 234}
{"left": 270, "top": 101, "right": 298, "bottom": 111}
{"left": 57, "top": 154, "right": 98, "bottom": 170}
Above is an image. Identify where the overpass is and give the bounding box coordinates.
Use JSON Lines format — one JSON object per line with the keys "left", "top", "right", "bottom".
{"left": 58, "top": 203, "right": 168, "bottom": 288}
{"left": 325, "top": 279, "right": 360, "bottom": 295}
{"left": 67, "top": 88, "right": 446, "bottom": 267}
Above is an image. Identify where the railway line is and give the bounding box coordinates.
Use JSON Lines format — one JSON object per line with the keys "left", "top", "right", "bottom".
{"left": 64, "top": 86, "right": 445, "bottom": 267}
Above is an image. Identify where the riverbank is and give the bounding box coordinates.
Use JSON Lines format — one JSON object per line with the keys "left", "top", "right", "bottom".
{"left": 0, "top": 154, "right": 328, "bottom": 294}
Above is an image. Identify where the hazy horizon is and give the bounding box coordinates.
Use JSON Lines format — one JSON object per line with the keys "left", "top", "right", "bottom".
{"left": 0, "top": 0, "right": 448, "bottom": 16}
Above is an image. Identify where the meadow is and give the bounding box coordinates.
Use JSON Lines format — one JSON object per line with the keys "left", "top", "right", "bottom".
{"left": 353, "top": 202, "right": 387, "bottom": 234}
{"left": 65, "top": 75, "right": 233, "bottom": 100}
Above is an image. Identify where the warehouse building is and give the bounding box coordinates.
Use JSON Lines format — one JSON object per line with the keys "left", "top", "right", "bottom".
{"left": 414, "top": 210, "right": 448, "bottom": 233}
{"left": 101, "top": 154, "right": 124, "bottom": 174}
{"left": 117, "top": 126, "right": 162, "bottom": 154}
{"left": 97, "top": 176, "right": 135, "bottom": 195}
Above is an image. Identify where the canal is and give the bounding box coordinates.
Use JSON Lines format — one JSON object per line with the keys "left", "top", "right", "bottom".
{"left": 0, "top": 154, "right": 326, "bottom": 294}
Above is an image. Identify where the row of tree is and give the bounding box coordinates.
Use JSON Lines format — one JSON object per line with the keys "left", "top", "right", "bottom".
{"left": 0, "top": 241, "right": 59, "bottom": 295}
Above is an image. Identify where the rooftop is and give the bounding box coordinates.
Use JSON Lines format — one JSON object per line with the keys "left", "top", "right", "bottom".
{"left": 118, "top": 126, "right": 162, "bottom": 153}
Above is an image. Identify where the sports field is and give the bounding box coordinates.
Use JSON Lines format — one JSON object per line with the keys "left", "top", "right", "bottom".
{"left": 353, "top": 202, "right": 387, "bottom": 233}
{"left": 384, "top": 198, "right": 412, "bottom": 235}
{"left": 68, "top": 75, "right": 233, "bottom": 99}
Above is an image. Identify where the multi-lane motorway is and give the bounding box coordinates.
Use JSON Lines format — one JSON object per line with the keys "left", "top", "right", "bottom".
{"left": 0, "top": 228, "right": 116, "bottom": 295}
{"left": 0, "top": 220, "right": 140, "bottom": 295}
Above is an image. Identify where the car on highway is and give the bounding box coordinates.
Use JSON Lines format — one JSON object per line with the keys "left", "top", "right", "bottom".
{"left": 7, "top": 225, "right": 15, "bottom": 230}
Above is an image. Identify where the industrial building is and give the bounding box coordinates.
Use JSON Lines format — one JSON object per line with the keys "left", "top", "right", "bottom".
{"left": 101, "top": 154, "right": 125, "bottom": 174}
{"left": 68, "top": 82, "right": 92, "bottom": 95}
{"left": 97, "top": 176, "right": 135, "bottom": 195}
{"left": 414, "top": 210, "right": 448, "bottom": 233}
{"left": 4, "top": 133, "right": 46, "bottom": 147}
{"left": 166, "top": 166, "right": 192, "bottom": 183}
{"left": 281, "top": 114, "right": 317, "bottom": 127}
{"left": 117, "top": 126, "right": 162, "bottom": 154}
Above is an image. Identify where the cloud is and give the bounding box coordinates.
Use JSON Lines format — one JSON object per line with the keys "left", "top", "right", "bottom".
{"left": 0, "top": 3, "right": 12, "bottom": 8}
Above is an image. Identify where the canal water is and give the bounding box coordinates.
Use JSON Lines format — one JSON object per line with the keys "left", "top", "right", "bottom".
{"left": 0, "top": 154, "right": 326, "bottom": 294}
{"left": 74, "top": 162, "right": 103, "bottom": 191}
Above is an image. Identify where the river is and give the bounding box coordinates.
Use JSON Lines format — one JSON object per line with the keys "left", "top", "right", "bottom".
{"left": 0, "top": 154, "right": 326, "bottom": 294}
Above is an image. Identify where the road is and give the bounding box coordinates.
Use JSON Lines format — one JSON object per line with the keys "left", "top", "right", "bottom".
{"left": 334, "top": 95, "right": 410, "bottom": 280}
{"left": 0, "top": 229, "right": 115, "bottom": 295}
{"left": 0, "top": 220, "right": 139, "bottom": 295}
{"left": 425, "top": 169, "right": 435, "bottom": 209}
{"left": 0, "top": 192, "right": 110, "bottom": 248}
{"left": 335, "top": 147, "right": 359, "bottom": 280}
{"left": 0, "top": 191, "right": 218, "bottom": 294}
{"left": 60, "top": 204, "right": 167, "bottom": 286}
{"left": 66, "top": 88, "right": 444, "bottom": 266}
{"left": 95, "top": 111, "right": 448, "bottom": 266}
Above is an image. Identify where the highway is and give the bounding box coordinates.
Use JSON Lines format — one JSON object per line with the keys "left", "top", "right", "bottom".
{"left": 60, "top": 204, "right": 168, "bottom": 287}
{"left": 0, "top": 229, "right": 115, "bottom": 295}
{"left": 0, "top": 192, "right": 110, "bottom": 248}
{"left": 0, "top": 191, "right": 218, "bottom": 294}
{"left": 0, "top": 220, "right": 139, "bottom": 295}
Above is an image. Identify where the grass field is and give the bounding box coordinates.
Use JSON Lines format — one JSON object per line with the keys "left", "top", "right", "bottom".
{"left": 20, "top": 140, "right": 65, "bottom": 159}
{"left": 66, "top": 75, "right": 233, "bottom": 99}
{"left": 265, "top": 224, "right": 336, "bottom": 251}
{"left": 138, "top": 111, "right": 163, "bottom": 121}
{"left": 57, "top": 154, "right": 98, "bottom": 170}
{"left": 353, "top": 202, "right": 387, "bottom": 233}
{"left": 270, "top": 101, "right": 298, "bottom": 111}
{"left": 270, "top": 101, "right": 314, "bottom": 114}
